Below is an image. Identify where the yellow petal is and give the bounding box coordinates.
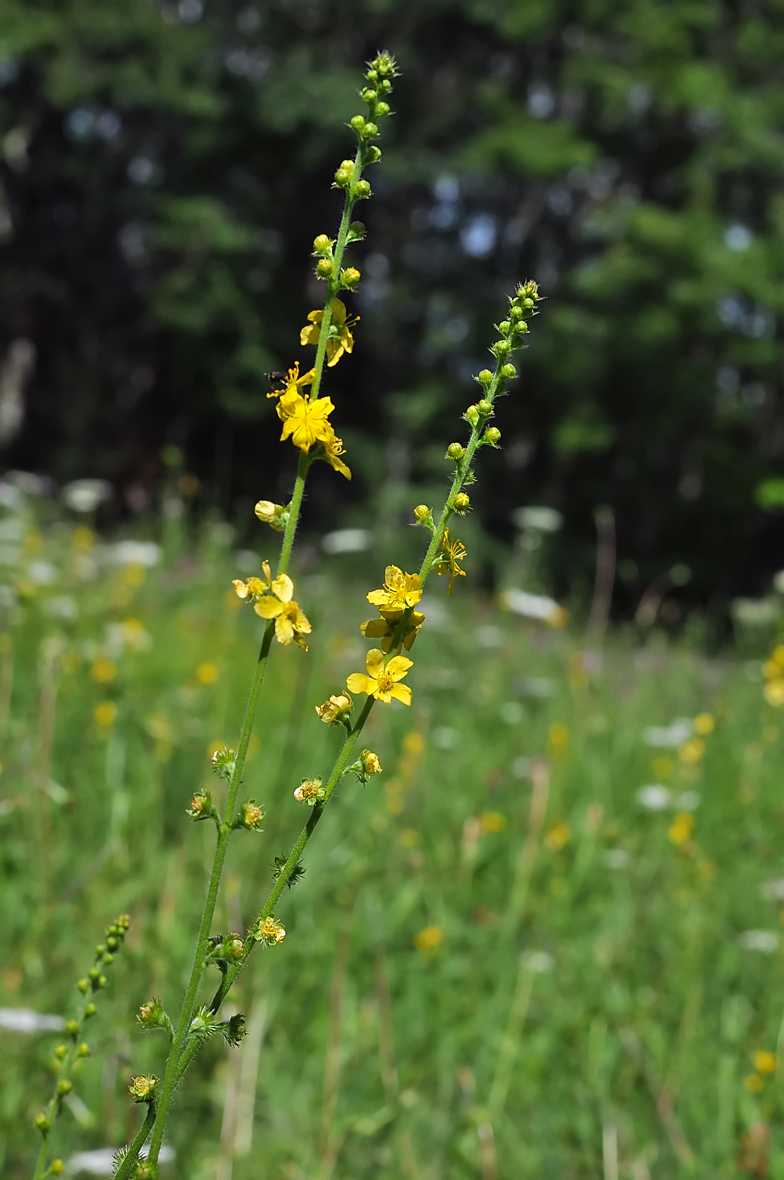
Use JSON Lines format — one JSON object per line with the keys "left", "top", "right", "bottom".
{"left": 390, "top": 683, "right": 412, "bottom": 706}
{"left": 360, "top": 619, "right": 388, "bottom": 638}
{"left": 275, "top": 615, "right": 294, "bottom": 645}
{"left": 253, "top": 598, "right": 283, "bottom": 619}
{"left": 232, "top": 579, "right": 249, "bottom": 599}
{"left": 347, "top": 672, "right": 374, "bottom": 695}
{"left": 386, "top": 655, "right": 413, "bottom": 681}
{"left": 261, "top": 561, "right": 272, "bottom": 582}
{"left": 332, "top": 299, "right": 347, "bottom": 326}
{"left": 384, "top": 565, "right": 403, "bottom": 582}
{"left": 366, "top": 648, "right": 385, "bottom": 677}
{"left": 294, "top": 609, "right": 311, "bottom": 634}
{"left": 272, "top": 574, "right": 294, "bottom": 603}
{"left": 367, "top": 588, "right": 388, "bottom": 606}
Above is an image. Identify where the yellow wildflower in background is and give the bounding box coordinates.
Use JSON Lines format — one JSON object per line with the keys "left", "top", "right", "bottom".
{"left": 94, "top": 701, "right": 117, "bottom": 728}
{"left": 347, "top": 648, "right": 412, "bottom": 705}
{"left": 763, "top": 646, "right": 784, "bottom": 706}
{"left": 414, "top": 925, "right": 444, "bottom": 952}
{"left": 679, "top": 737, "right": 704, "bottom": 764}
{"left": 479, "top": 811, "right": 506, "bottom": 833}
{"left": 744, "top": 1073, "right": 765, "bottom": 1093}
{"left": 360, "top": 609, "right": 425, "bottom": 652}
{"left": 754, "top": 1050, "right": 778, "bottom": 1075}
{"left": 300, "top": 298, "right": 358, "bottom": 366}
{"left": 544, "top": 821, "right": 571, "bottom": 851}
{"left": 124, "top": 563, "right": 146, "bottom": 586}
{"left": 195, "top": 662, "right": 219, "bottom": 686}
{"left": 265, "top": 361, "right": 314, "bottom": 400}
{"left": 367, "top": 566, "right": 423, "bottom": 612}
{"left": 668, "top": 812, "right": 694, "bottom": 845}
{"left": 72, "top": 526, "right": 94, "bottom": 550}
{"left": 253, "top": 574, "right": 311, "bottom": 649}
{"left": 765, "top": 679, "right": 784, "bottom": 707}
{"left": 91, "top": 658, "right": 116, "bottom": 685}
{"left": 435, "top": 530, "right": 467, "bottom": 595}
{"left": 547, "top": 723, "right": 570, "bottom": 756}
{"left": 694, "top": 712, "right": 715, "bottom": 735}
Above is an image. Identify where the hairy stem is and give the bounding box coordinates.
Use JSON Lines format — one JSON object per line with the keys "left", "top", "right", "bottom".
{"left": 113, "top": 1102, "right": 157, "bottom": 1180}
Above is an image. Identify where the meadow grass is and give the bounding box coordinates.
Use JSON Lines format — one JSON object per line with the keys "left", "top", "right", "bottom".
{"left": 2, "top": 509, "right": 784, "bottom": 1179}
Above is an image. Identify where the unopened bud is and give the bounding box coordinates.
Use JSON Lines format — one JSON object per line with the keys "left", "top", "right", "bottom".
{"left": 129, "top": 1074, "right": 159, "bottom": 1102}
{"left": 66, "top": 1019, "right": 79, "bottom": 1036}
{"left": 361, "top": 121, "right": 379, "bottom": 139}
{"left": 51, "top": 1162, "right": 65, "bottom": 1174}
{"left": 312, "top": 234, "right": 332, "bottom": 255}
{"left": 361, "top": 88, "right": 377, "bottom": 103}
{"left": 485, "top": 427, "right": 501, "bottom": 445}
{"left": 447, "top": 443, "right": 464, "bottom": 461}
{"left": 84, "top": 1003, "right": 97, "bottom": 1018}
{"left": 464, "top": 405, "right": 480, "bottom": 426}
{"left": 56, "top": 1080, "right": 73, "bottom": 1097}
{"left": 340, "top": 267, "right": 361, "bottom": 289}
{"left": 477, "top": 400, "right": 493, "bottom": 416}
{"left": 477, "top": 369, "right": 493, "bottom": 386}
{"left": 316, "top": 257, "right": 333, "bottom": 279}
{"left": 54, "top": 1044, "right": 68, "bottom": 1061}
{"left": 77, "top": 1042, "right": 91, "bottom": 1057}
{"left": 77, "top": 978, "right": 89, "bottom": 994}
{"left": 365, "top": 145, "right": 382, "bottom": 164}
{"left": 375, "top": 101, "right": 390, "bottom": 117}
{"left": 500, "top": 363, "right": 517, "bottom": 379}
{"left": 350, "top": 115, "right": 366, "bottom": 132}
{"left": 354, "top": 179, "right": 371, "bottom": 199}
{"left": 453, "top": 493, "right": 470, "bottom": 512}
{"left": 498, "top": 320, "right": 511, "bottom": 335}
{"left": 413, "top": 504, "right": 431, "bottom": 524}
{"left": 34, "top": 1113, "right": 50, "bottom": 1133}
{"left": 492, "top": 340, "right": 511, "bottom": 358}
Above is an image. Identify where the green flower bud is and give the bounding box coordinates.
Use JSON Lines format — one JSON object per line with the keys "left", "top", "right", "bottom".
{"left": 365, "top": 145, "right": 382, "bottom": 164}
{"left": 522, "top": 297, "right": 535, "bottom": 309}
{"left": 498, "top": 320, "right": 511, "bottom": 335}
{"left": 102, "top": 952, "right": 114, "bottom": 965}
{"left": 84, "top": 1003, "right": 97, "bottom": 1018}
{"left": 316, "top": 257, "right": 333, "bottom": 279}
{"left": 477, "top": 400, "right": 493, "bottom": 416}
{"left": 354, "top": 179, "right": 371, "bottom": 199}
{"left": 378, "top": 78, "right": 392, "bottom": 93}
{"left": 54, "top": 1044, "right": 68, "bottom": 1061}
{"left": 366, "top": 69, "right": 378, "bottom": 84}
{"left": 375, "top": 101, "right": 390, "bottom": 117}
{"left": 56, "top": 1080, "right": 73, "bottom": 1097}
{"left": 51, "top": 1161, "right": 65, "bottom": 1174}
{"left": 453, "top": 493, "right": 470, "bottom": 512}
{"left": 350, "top": 115, "right": 366, "bottom": 132}
{"left": 485, "top": 427, "right": 501, "bottom": 445}
{"left": 66, "top": 1019, "right": 79, "bottom": 1036}
{"left": 413, "top": 504, "right": 432, "bottom": 524}
{"left": 312, "top": 234, "right": 332, "bottom": 255}
{"left": 372, "top": 51, "right": 397, "bottom": 79}
{"left": 34, "top": 1113, "right": 50, "bottom": 1133}
{"left": 510, "top": 304, "right": 524, "bottom": 321}
{"left": 515, "top": 320, "right": 529, "bottom": 335}
{"left": 492, "top": 340, "right": 511, "bottom": 358}
{"left": 77, "top": 1042, "right": 90, "bottom": 1057}
{"left": 361, "top": 88, "right": 378, "bottom": 103}
{"left": 501, "top": 363, "right": 517, "bottom": 379}
{"left": 447, "top": 443, "right": 464, "bottom": 461}
{"left": 464, "top": 405, "right": 480, "bottom": 426}
{"left": 361, "top": 122, "right": 379, "bottom": 139}
{"left": 77, "top": 978, "right": 89, "bottom": 994}
{"left": 339, "top": 266, "right": 361, "bottom": 289}
{"left": 477, "top": 369, "right": 494, "bottom": 386}
{"left": 347, "top": 220, "right": 366, "bottom": 241}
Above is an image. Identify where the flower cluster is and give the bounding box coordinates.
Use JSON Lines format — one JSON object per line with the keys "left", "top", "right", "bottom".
{"left": 232, "top": 567, "right": 311, "bottom": 649}
{"left": 293, "top": 776, "right": 326, "bottom": 806}
{"left": 253, "top": 916, "right": 286, "bottom": 946}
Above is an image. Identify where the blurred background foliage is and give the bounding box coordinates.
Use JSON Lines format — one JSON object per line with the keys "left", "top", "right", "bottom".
{"left": 1, "top": 0, "right": 784, "bottom": 612}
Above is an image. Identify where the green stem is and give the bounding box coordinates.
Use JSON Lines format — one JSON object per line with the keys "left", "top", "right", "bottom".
{"left": 278, "top": 451, "right": 310, "bottom": 577}
{"left": 113, "top": 1102, "right": 157, "bottom": 1180}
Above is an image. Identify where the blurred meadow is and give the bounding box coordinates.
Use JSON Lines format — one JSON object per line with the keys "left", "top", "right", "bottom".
{"left": 3, "top": 482, "right": 784, "bottom": 1178}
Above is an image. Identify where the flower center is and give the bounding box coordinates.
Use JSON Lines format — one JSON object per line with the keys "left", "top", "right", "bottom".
{"left": 376, "top": 671, "right": 394, "bottom": 692}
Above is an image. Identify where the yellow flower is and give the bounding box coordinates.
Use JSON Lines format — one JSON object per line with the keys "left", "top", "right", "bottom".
{"left": 300, "top": 298, "right": 358, "bottom": 366}
{"left": 744, "top": 1072, "right": 764, "bottom": 1093}
{"left": 765, "top": 678, "right": 784, "bottom": 707}
{"left": 366, "top": 565, "right": 423, "bottom": 612}
{"left": 347, "top": 647, "right": 413, "bottom": 705}
{"left": 694, "top": 712, "right": 715, "bottom": 735}
{"left": 320, "top": 430, "right": 352, "bottom": 479}
{"left": 479, "top": 811, "right": 506, "bottom": 833}
{"left": 253, "top": 574, "right": 311, "bottom": 649}
{"left": 293, "top": 776, "right": 325, "bottom": 805}
{"left": 679, "top": 737, "right": 704, "bottom": 764}
{"left": 315, "top": 690, "right": 353, "bottom": 725}
{"left": 91, "top": 657, "right": 116, "bottom": 685}
{"left": 360, "top": 609, "right": 425, "bottom": 652}
{"left": 435, "top": 530, "right": 467, "bottom": 595}
{"left": 128, "top": 1074, "right": 158, "bottom": 1101}
{"left": 254, "top": 916, "right": 286, "bottom": 945}
{"left": 277, "top": 390, "right": 336, "bottom": 452}
{"left": 232, "top": 562, "right": 272, "bottom": 602}
{"left": 754, "top": 1050, "right": 778, "bottom": 1075}
{"left": 266, "top": 361, "right": 315, "bottom": 400}
{"left": 94, "top": 701, "right": 117, "bottom": 728}
{"left": 414, "top": 925, "right": 444, "bottom": 952}
{"left": 360, "top": 749, "right": 382, "bottom": 777}
{"left": 544, "top": 821, "right": 571, "bottom": 851}
{"left": 195, "top": 662, "right": 219, "bottom": 686}
{"left": 668, "top": 811, "right": 694, "bottom": 846}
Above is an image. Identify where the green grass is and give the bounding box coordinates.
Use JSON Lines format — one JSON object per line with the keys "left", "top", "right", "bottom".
{"left": 2, "top": 505, "right": 784, "bottom": 1179}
